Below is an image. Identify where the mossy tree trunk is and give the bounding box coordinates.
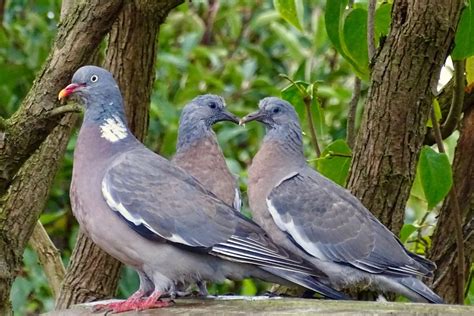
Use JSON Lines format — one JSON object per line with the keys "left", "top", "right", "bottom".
{"left": 0, "top": 2, "right": 124, "bottom": 314}
{"left": 55, "top": 0, "right": 183, "bottom": 309}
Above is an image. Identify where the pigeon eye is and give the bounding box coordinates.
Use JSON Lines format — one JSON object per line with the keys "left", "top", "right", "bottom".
{"left": 209, "top": 102, "right": 217, "bottom": 109}
{"left": 272, "top": 107, "right": 281, "bottom": 114}
{"left": 90, "top": 75, "right": 99, "bottom": 83}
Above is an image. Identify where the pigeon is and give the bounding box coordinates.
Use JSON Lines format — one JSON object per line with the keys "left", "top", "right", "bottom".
{"left": 172, "top": 94, "right": 241, "bottom": 295}
{"left": 173, "top": 94, "right": 241, "bottom": 211}
{"left": 241, "top": 97, "right": 443, "bottom": 304}
{"left": 59, "top": 66, "right": 348, "bottom": 313}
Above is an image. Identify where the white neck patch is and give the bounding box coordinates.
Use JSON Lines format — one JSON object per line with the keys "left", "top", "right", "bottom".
{"left": 100, "top": 115, "right": 128, "bottom": 142}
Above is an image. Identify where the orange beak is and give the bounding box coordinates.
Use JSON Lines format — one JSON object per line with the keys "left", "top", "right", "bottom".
{"left": 58, "top": 83, "right": 84, "bottom": 100}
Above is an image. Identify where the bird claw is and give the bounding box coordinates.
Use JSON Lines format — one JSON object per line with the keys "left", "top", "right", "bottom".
{"left": 93, "top": 299, "right": 173, "bottom": 314}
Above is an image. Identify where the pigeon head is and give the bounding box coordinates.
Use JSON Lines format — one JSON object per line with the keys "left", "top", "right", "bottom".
{"left": 241, "top": 97, "right": 300, "bottom": 129}
{"left": 180, "top": 94, "right": 239, "bottom": 127}
{"left": 241, "top": 97, "right": 303, "bottom": 154}
{"left": 58, "top": 66, "right": 121, "bottom": 108}
{"left": 177, "top": 94, "right": 239, "bottom": 149}
{"left": 59, "top": 66, "right": 130, "bottom": 143}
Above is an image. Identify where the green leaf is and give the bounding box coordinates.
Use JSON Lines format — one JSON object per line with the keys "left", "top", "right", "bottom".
{"left": 269, "top": 22, "right": 306, "bottom": 60}
{"left": 273, "top": 0, "right": 303, "bottom": 31}
{"left": 374, "top": 3, "right": 392, "bottom": 39}
{"left": 39, "top": 211, "right": 66, "bottom": 225}
{"left": 325, "top": 0, "right": 369, "bottom": 79}
{"left": 281, "top": 80, "right": 309, "bottom": 120}
{"left": 452, "top": 1, "right": 474, "bottom": 60}
{"left": 325, "top": 0, "right": 348, "bottom": 55}
{"left": 316, "top": 139, "right": 352, "bottom": 186}
{"left": 418, "top": 146, "right": 453, "bottom": 209}
{"left": 400, "top": 224, "right": 417, "bottom": 243}
{"left": 343, "top": 8, "right": 369, "bottom": 76}
{"left": 241, "top": 278, "right": 258, "bottom": 296}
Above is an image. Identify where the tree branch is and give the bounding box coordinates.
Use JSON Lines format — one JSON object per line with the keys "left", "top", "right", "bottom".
{"left": 201, "top": 0, "right": 220, "bottom": 45}
{"left": 440, "top": 60, "right": 465, "bottom": 137}
{"left": 367, "top": 0, "right": 376, "bottom": 61}
{"left": 346, "top": 77, "right": 361, "bottom": 148}
{"left": 429, "top": 108, "right": 465, "bottom": 304}
{"left": 29, "top": 221, "right": 66, "bottom": 299}
{"left": 0, "top": 0, "right": 124, "bottom": 195}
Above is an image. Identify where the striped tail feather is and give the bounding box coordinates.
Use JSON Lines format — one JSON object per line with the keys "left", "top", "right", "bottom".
{"left": 262, "top": 267, "right": 350, "bottom": 300}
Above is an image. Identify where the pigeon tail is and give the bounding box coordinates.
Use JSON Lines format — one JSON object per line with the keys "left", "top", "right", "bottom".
{"left": 262, "top": 267, "right": 350, "bottom": 300}
{"left": 406, "top": 251, "right": 436, "bottom": 275}
{"left": 397, "top": 277, "right": 444, "bottom": 304}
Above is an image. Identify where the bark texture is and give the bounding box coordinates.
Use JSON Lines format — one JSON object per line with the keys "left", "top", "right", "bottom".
{"left": 347, "top": 0, "right": 464, "bottom": 234}
{"left": 0, "top": 2, "right": 124, "bottom": 314}
{"left": 55, "top": 0, "right": 183, "bottom": 309}
{"left": 29, "top": 221, "right": 66, "bottom": 299}
{"left": 0, "top": 0, "right": 124, "bottom": 194}
{"left": 429, "top": 101, "right": 474, "bottom": 304}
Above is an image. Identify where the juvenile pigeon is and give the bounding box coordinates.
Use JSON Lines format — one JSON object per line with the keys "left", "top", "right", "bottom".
{"left": 173, "top": 94, "right": 241, "bottom": 211}
{"left": 59, "top": 66, "right": 348, "bottom": 312}
{"left": 172, "top": 95, "right": 240, "bottom": 295}
{"left": 241, "top": 97, "right": 443, "bottom": 303}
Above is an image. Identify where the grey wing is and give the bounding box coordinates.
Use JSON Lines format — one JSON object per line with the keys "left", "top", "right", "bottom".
{"left": 268, "top": 169, "right": 428, "bottom": 277}
{"left": 102, "top": 147, "right": 315, "bottom": 274}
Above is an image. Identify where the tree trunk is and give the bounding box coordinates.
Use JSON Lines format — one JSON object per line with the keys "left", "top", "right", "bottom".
{"left": 428, "top": 102, "right": 474, "bottom": 304}
{"left": 0, "top": 2, "right": 124, "bottom": 314}
{"left": 55, "top": 0, "right": 183, "bottom": 309}
{"left": 347, "top": 0, "right": 464, "bottom": 234}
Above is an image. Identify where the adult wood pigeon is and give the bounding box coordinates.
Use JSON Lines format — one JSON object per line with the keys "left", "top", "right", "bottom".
{"left": 59, "top": 67, "right": 348, "bottom": 313}
{"left": 241, "top": 97, "right": 443, "bottom": 303}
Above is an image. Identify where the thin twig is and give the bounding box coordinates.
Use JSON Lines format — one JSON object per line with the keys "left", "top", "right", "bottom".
{"left": 347, "top": 77, "right": 361, "bottom": 148}
{"left": 201, "top": 0, "right": 220, "bottom": 45}
{"left": 440, "top": 60, "right": 465, "bottom": 137}
{"left": 414, "top": 211, "right": 430, "bottom": 254}
{"left": 430, "top": 108, "right": 465, "bottom": 304}
{"left": 29, "top": 221, "right": 66, "bottom": 299}
{"left": 304, "top": 95, "right": 321, "bottom": 157}
{"left": 367, "top": 0, "right": 376, "bottom": 61}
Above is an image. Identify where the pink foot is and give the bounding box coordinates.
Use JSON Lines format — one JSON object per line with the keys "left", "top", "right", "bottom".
{"left": 93, "top": 290, "right": 172, "bottom": 313}
{"left": 93, "top": 290, "right": 145, "bottom": 313}
{"left": 136, "top": 291, "right": 173, "bottom": 311}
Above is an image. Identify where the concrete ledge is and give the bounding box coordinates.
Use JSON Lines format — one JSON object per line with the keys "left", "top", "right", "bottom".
{"left": 45, "top": 296, "right": 474, "bottom": 315}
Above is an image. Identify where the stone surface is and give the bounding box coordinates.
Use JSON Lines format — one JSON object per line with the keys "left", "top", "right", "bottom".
{"left": 45, "top": 296, "right": 474, "bottom": 315}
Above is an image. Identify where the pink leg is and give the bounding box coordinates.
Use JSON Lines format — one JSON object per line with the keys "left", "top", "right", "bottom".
{"left": 135, "top": 290, "right": 172, "bottom": 310}
{"left": 93, "top": 290, "right": 146, "bottom": 313}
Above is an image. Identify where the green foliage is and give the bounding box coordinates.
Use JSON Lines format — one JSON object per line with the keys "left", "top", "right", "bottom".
{"left": 325, "top": 0, "right": 369, "bottom": 79}
{"left": 3, "top": 0, "right": 471, "bottom": 312}
{"left": 324, "top": 0, "right": 392, "bottom": 79}
{"left": 316, "top": 139, "right": 352, "bottom": 186}
{"left": 280, "top": 79, "right": 325, "bottom": 136}
{"left": 273, "top": 0, "right": 303, "bottom": 31}
{"left": 452, "top": 0, "right": 474, "bottom": 60}
{"left": 11, "top": 248, "right": 54, "bottom": 314}
{"left": 418, "top": 146, "right": 453, "bottom": 209}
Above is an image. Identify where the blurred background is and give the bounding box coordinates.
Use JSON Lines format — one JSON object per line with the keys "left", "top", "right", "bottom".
{"left": 0, "top": 0, "right": 470, "bottom": 314}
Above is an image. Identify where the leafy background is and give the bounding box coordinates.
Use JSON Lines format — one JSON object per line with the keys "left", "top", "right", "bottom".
{"left": 0, "top": 0, "right": 473, "bottom": 313}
